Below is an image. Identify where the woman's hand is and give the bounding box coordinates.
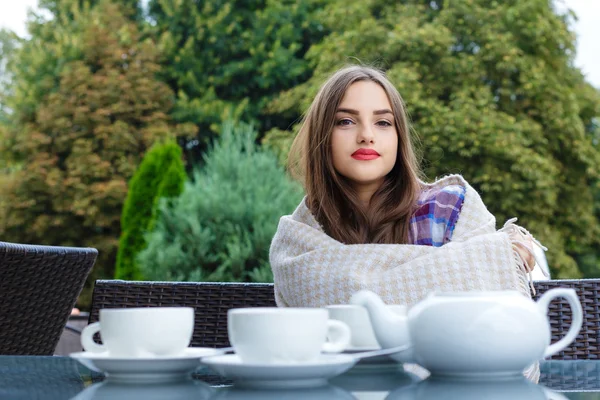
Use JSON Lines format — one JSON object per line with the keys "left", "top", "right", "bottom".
{"left": 512, "top": 237, "right": 536, "bottom": 272}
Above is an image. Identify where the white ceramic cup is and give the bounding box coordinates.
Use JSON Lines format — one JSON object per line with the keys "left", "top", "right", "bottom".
{"left": 326, "top": 304, "right": 407, "bottom": 349}
{"left": 228, "top": 307, "right": 351, "bottom": 364}
{"left": 80, "top": 307, "right": 194, "bottom": 357}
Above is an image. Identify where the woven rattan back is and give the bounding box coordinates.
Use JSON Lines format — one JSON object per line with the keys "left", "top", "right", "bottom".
{"left": 534, "top": 279, "right": 600, "bottom": 359}
{"left": 90, "top": 279, "right": 600, "bottom": 358}
{"left": 0, "top": 242, "right": 98, "bottom": 355}
{"left": 89, "top": 280, "right": 276, "bottom": 348}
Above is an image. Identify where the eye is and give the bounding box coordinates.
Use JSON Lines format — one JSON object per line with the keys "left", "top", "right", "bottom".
{"left": 376, "top": 120, "right": 393, "bottom": 127}
{"left": 336, "top": 118, "right": 354, "bottom": 126}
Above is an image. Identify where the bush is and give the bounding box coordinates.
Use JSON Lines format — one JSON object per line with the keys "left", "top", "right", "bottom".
{"left": 115, "top": 139, "right": 186, "bottom": 280}
{"left": 138, "top": 121, "right": 304, "bottom": 282}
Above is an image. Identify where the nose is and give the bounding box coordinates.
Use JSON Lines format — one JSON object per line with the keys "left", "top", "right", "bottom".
{"left": 357, "top": 124, "right": 375, "bottom": 144}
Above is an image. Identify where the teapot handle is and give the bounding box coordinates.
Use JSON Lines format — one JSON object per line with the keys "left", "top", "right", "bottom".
{"left": 537, "top": 288, "right": 583, "bottom": 359}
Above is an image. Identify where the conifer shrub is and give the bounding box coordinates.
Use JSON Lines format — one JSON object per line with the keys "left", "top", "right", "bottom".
{"left": 138, "top": 121, "right": 303, "bottom": 282}
{"left": 115, "top": 139, "right": 186, "bottom": 280}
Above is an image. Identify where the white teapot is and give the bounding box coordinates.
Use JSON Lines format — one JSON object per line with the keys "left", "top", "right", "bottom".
{"left": 350, "top": 288, "right": 583, "bottom": 378}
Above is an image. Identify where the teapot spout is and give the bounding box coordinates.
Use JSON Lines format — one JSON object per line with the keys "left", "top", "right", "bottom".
{"left": 350, "top": 290, "right": 413, "bottom": 362}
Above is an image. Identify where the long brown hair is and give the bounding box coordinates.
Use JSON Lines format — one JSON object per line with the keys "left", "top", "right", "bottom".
{"left": 288, "top": 65, "right": 422, "bottom": 244}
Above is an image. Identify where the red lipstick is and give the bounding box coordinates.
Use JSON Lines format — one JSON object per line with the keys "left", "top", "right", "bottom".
{"left": 351, "top": 148, "right": 380, "bottom": 160}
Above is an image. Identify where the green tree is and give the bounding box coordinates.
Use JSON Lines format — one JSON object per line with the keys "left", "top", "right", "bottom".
{"left": 146, "top": 0, "right": 328, "bottom": 159}
{"left": 0, "top": 0, "right": 195, "bottom": 307}
{"left": 263, "top": 0, "right": 600, "bottom": 278}
{"left": 38, "top": 0, "right": 141, "bottom": 21}
{"left": 0, "top": 28, "right": 18, "bottom": 124}
{"left": 0, "top": 28, "right": 19, "bottom": 223}
{"left": 0, "top": 28, "right": 19, "bottom": 179}
{"left": 115, "top": 139, "right": 187, "bottom": 280}
{"left": 138, "top": 121, "right": 304, "bottom": 282}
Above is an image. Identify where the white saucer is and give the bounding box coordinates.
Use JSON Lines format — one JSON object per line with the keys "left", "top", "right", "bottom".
{"left": 346, "top": 346, "right": 380, "bottom": 352}
{"left": 70, "top": 347, "right": 223, "bottom": 383}
{"left": 201, "top": 354, "right": 357, "bottom": 389}
{"left": 343, "top": 348, "right": 400, "bottom": 367}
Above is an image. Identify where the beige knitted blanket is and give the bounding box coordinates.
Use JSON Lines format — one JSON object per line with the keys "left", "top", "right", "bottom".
{"left": 270, "top": 175, "right": 539, "bottom": 308}
{"left": 270, "top": 175, "right": 543, "bottom": 381}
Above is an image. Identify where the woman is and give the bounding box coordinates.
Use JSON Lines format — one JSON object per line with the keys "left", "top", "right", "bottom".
{"left": 270, "top": 65, "right": 544, "bottom": 309}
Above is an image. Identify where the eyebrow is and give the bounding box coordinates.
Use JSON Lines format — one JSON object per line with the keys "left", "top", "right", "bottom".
{"left": 336, "top": 108, "right": 393, "bottom": 115}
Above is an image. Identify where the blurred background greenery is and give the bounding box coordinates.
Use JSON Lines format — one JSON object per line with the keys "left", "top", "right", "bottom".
{"left": 0, "top": 0, "right": 599, "bottom": 309}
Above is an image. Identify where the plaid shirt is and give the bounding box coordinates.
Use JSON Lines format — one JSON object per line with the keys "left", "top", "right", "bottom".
{"left": 408, "top": 184, "right": 466, "bottom": 247}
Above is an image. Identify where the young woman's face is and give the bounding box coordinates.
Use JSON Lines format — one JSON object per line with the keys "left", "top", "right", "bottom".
{"left": 331, "top": 81, "right": 398, "bottom": 194}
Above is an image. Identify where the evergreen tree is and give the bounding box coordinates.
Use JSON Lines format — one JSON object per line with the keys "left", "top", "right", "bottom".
{"left": 263, "top": 0, "right": 600, "bottom": 278}
{"left": 138, "top": 121, "right": 303, "bottom": 282}
{"left": 115, "top": 139, "right": 186, "bottom": 280}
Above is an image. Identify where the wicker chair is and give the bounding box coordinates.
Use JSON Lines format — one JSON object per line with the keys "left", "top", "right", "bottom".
{"left": 0, "top": 241, "right": 98, "bottom": 355}
{"left": 88, "top": 279, "right": 600, "bottom": 359}
{"left": 89, "top": 280, "right": 275, "bottom": 348}
{"left": 533, "top": 279, "right": 600, "bottom": 360}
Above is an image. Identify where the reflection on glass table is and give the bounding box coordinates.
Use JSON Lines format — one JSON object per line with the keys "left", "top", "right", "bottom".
{"left": 387, "top": 376, "right": 566, "bottom": 400}
{"left": 1, "top": 356, "right": 600, "bottom": 400}
{"left": 72, "top": 379, "right": 215, "bottom": 400}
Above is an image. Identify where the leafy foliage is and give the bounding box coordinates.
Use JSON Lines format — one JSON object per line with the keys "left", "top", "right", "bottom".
{"left": 138, "top": 121, "right": 303, "bottom": 282}
{"left": 0, "top": 0, "right": 195, "bottom": 307}
{"left": 263, "top": 0, "right": 600, "bottom": 278}
{"left": 146, "top": 0, "right": 328, "bottom": 160}
{"left": 0, "top": 28, "right": 18, "bottom": 124}
{"left": 115, "top": 139, "right": 186, "bottom": 280}
{"left": 0, "top": 0, "right": 598, "bottom": 291}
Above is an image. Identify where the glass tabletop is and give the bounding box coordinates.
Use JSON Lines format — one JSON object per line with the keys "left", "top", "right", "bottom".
{"left": 0, "top": 356, "right": 599, "bottom": 399}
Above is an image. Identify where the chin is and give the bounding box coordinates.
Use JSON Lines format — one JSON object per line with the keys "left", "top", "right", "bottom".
{"left": 347, "top": 175, "right": 387, "bottom": 187}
